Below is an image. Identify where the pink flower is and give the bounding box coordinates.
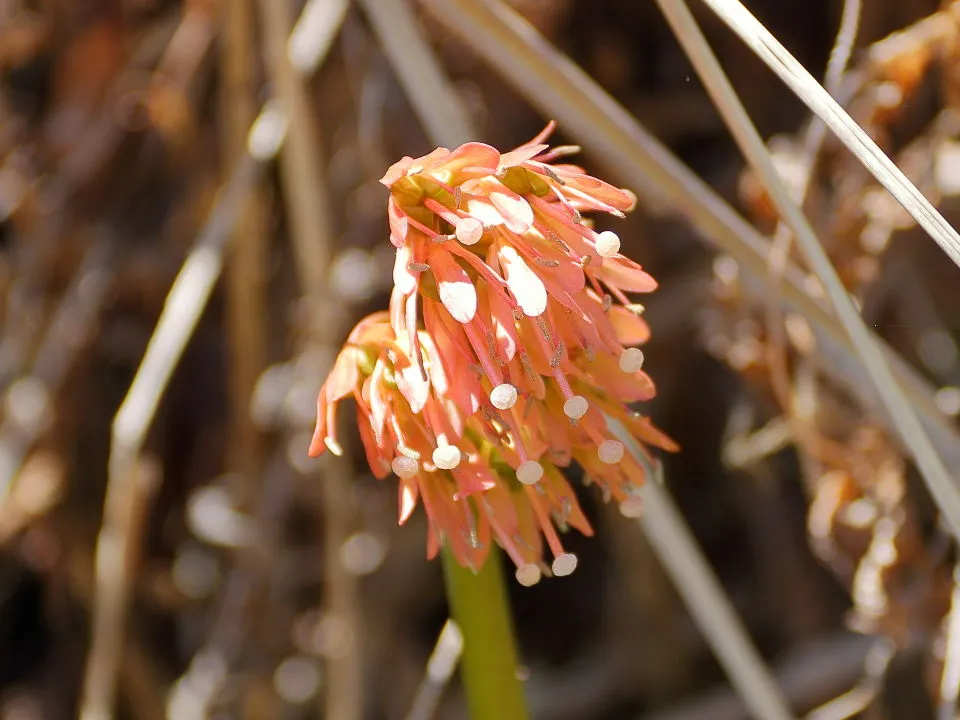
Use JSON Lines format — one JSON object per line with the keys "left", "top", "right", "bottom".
{"left": 311, "top": 123, "right": 676, "bottom": 584}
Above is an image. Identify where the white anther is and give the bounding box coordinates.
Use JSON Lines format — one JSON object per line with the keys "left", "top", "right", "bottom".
{"left": 456, "top": 217, "right": 483, "bottom": 245}
{"left": 391, "top": 456, "right": 419, "bottom": 479}
{"left": 432, "top": 445, "right": 462, "bottom": 470}
{"left": 516, "top": 460, "right": 544, "bottom": 485}
{"left": 490, "top": 383, "right": 518, "bottom": 410}
{"left": 619, "top": 348, "right": 645, "bottom": 373}
{"left": 515, "top": 564, "right": 541, "bottom": 587}
{"left": 595, "top": 230, "right": 621, "bottom": 257}
{"left": 619, "top": 496, "right": 644, "bottom": 518}
{"left": 563, "top": 395, "right": 588, "bottom": 419}
{"left": 552, "top": 553, "right": 578, "bottom": 577}
{"left": 598, "top": 440, "right": 624, "bottom": 464}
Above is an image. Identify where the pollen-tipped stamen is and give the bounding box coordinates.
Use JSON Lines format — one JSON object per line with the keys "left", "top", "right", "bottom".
{"left": 595, "top": 230, "right": 621, "bottom": 257}
{"left": 489, "top": 382, "right": 518, "bottom": 411}
{"left": 515, "top": 563, "right": 542, "bottom": 587}
{"left": 462, "top": 320, "right": 504, "bottom": 387}
{"left": 619, "top": 348, "right": 645, "bottom": 373}
{"left": 432, "top": 444, "right": 462, "bottom": 470}
{"left": 456, "top": 217, "right": 483, "bottom": 245}
{"left": 598, "top": 440, "right": 625, "bottom": 464}
{"left": 563, "top": 394, "right": 588, "bottom": 420}
{"left": 620, "top": 496, "right": 644, "bottom": 518}
{"left": 392, "top": 456, "right": 419, "bottom": 479}
{"left": 516, "top": 460, "right": 543, "bottom": 485}
{"left": 552, "top": 553, "right": 578, "bottom": 577}
{"left": 526, "top": 487, "right": 574, "bottom": 576}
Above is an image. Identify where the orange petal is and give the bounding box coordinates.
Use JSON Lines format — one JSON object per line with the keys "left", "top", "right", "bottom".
{"left": 358, "top": 411, "right": 391, "bottom": 479}
{"left": 587, "top": 352, "right": 656, "bottom": 402}
{"left": 398, "top": 476, "right": 419, "bottom": 525}
{"left": 480, "top": 282, "right": 518, "bottom": 363}
{"left": 452, "top": 465, "right": 497, "bottom": 500}
{"left": 407, "top": 146, "right": 452, "bottom": 175}
{"left": 499, "top": 244, "right": 546, "bottom": 317}
{"left": 387, "top": 196, "right": 409, "bottom": 247}
{"left": 367, "top": 370, "right": 388, "bottom": 444}
{"left": 488, "top": 185, "right": 534, "bottom": 233}
{"left": 624, "top": 413, "right": 679, "bottom": 452}
{"left": 553, "top": 166, "right": 636, "bottom": 211}
{"left": 325, "top": 348, "right": 361, "bottom": 402}
{"left": 609, "top": 305, "right": 651, "bottom": 345}
{"left": 443, "top": 142, "right": 501, "bottom": 174}
{"left": 395, "top": 355, "right": 430, "bottom": 413}
{"left": 308, "top": 388, "right": 330, "bottom": 457}
{"left": 542, "top": 464, "right": 593, "bottom": 535}
{"left": 593, "top": 256, "right": 658, "bottom": 293}
{"left": 379, "top": 156, "right": 414, "bottom": 187}
{"left": 498, "top": 143, "right": 549, "bottom": 171}
{"left": 423, "top": 298, "right": 481, "bottom": 416}
{"left": 393, "top": 244, "right": 417, "bottom": 294}
{"left": 464, "top": 195, "right": 505, "bottom": 226}
{"left": 429, "top": 247, "right": 477, "bottom": 323}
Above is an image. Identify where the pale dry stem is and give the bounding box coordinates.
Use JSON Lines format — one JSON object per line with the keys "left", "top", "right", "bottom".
{"left": 257, "top": 1, "right": 362, "bottom": 718}
{"left": 222, "top": 0, "right": 268, "bottom": 507}
{"left": 656, "top": 0, "right": 960, "bottom": 539}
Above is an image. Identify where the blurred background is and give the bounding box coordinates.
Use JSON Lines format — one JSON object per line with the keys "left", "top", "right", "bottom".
{"left": 1, "top": 0, "right": 959, "bottom": 718}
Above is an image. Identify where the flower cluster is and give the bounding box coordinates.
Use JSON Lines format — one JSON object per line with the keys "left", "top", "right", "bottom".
{"left": 310, "top": 123, "right": 676, "bottom": 585}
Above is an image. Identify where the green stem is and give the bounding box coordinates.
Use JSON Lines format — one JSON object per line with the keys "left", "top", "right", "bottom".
{"left": 441, "top": 547, "right": 529, "bottom": 720}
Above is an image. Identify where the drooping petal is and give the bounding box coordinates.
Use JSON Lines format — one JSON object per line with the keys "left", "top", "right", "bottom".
{"left": 528, "top": 196, "right": 600, "bottom": 265}
{"left": 593, "top": 255, "right": 658, "bottom": 293}
{"left": 366, "top": 368, "right": 389, "bottom": 443}
{"left": 498, "top": 143, "right": 549, "bottom": 171}
{"left": 498, "top": 243, "right": 547, "bottom": 317}
{"left": 541, "top": 464, "right": 593, "bottom": 535}
{"left": 464, "top": 196, "right": 506, "bottom": 226}
{"left": 387, "top": 196, "right": 409, "bottom": 248}
{"left": 409, "top": 146, "right": 452, "bottom": 174}
{"left": 393, "top": 243, "right": 417, "bottom": 294}
{"left": 511, "top": 230, "right": 586, "bottom": 295}
{"left": 488, "top": 184, "right": 534, "bottom": 233}
{"left": 422, "top": 300, "right": 482, "bottom": 422}
{"left": 380, "top": 156, "right": 414, "bottom": 187}
{"left": 442, "top": 142, "right": 501, "bottom": 175}
{"left": 358, "top": 410, "right": 391, "bottom": 479}
{"left": 324, "top": 349, "right": 361, "bottom": 402}
{"left": 452, "top": 465, "right": 498, "bottom": 500}
{"left": 480, "top": 281, "right": 518, "bottom": 363}
{"left": 583, "top": 352, "right": 656, "bottom": 402}
{"left": 609, "top": 305, "right": 652, "bottom": 345}
{"left": 429, "top": 246, "right": 477, "bottom": 323}
{"left": 308, "top": 388, "right": 331, "bottom": 457}
{"left": 516, "top": 347, "right": 548, "bottom": 399}
{"left": 394, "top": 352, "right": 430, "bottom": 413}
{"left": 551, "top": 165, "right": 637, "bottom": 211}
{"left": 623, "top": 412, "right": 680, "bottom": 452}
{"left": 398, "top": 475, "right": 419, "bottom": 524}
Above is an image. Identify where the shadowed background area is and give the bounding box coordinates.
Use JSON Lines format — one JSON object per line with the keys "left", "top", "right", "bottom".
{"left": 1, "top": 0, "right": 959, "bottom": 718}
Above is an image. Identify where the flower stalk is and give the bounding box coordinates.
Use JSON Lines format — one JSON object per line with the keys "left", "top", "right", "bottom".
{"left": 442, "top": 546, "right": 529, "bottom": 720}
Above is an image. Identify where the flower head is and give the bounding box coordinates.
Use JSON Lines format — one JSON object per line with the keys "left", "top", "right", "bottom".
{"left": 311, "top": 123, "right": 676, "bottom": 584}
